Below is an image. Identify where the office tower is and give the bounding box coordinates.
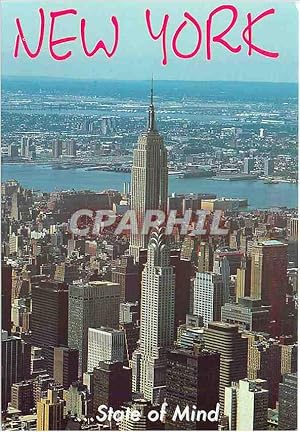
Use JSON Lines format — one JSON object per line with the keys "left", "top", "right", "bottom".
{"left": 2, "top": 330, "right": 31, "bottom": 410}
{"left": 20, "top": 136, "right": 28, "bottom": 156}
{"left": 288, "top": 217, "right": 298, "bottom": 241}
{"left": 264, "top": 158, "right": 274, "bottom": 176}
{"left": 213, "top": 255, "right": 230, "bottom": 303}
{"left": 32, "top": 373, "right": 56, "bottom": 405}
{"left": 281, "top": 343, "right": 297, "bottom": 375}
{"left": 243, "top": 157, "right": 255, "bottom": 174}
{"left": 250, "top": 240, "right": 288, "bottom": 335}
{"left": 2, "top": 262, "right": 12, "bottom": 333}
{"left": 8, "top": 144, "right": 19, "bottom": 158}
{"left": 31, "top": 280, "right": 68, "bottom": 373}
{"left": 130, "top": 82, "right": 168, "bottom": 262}
{"left": 247, "top": 337, "right": 282, "bottom": 408}
{"left": 132, "top": 228, "right": 175, "bottom": 405}
{"left": 120, "top": 302, "right": 139, "bottom": 324}
{"left": 170, "top": 251, "right": 192, "bottom": 331}
{"left": 197, "top": 241, "right": 213, "bottom": 272}
{"left": 119, "top": 303, "right": 140, "bottom": 361}
{"left": 53, "top": 346, "right": 79, "bottom": 389}
{"left": 165, "top": 346, "right": 220, "bottom": 430}
{"left": 92, "top": 361, "right": 131, "bottom": 413}
{"left": 236, "top": 256, "right": 251, "bottom": 301}
{"left": 193, "top": 272, "right": 223, "bottom": 326}
{"left": 65, "top": 381, "right": 91, "bottom": 420}
{"left": 204, "top": 322, "right": 248, "bottom": 412}
{"left": 37, "top": 389, "right": 65, "bottom": 431}
{"left": 224, "top": 379, "right": 268, "bottom": 431}
{"left": 278, "top": 373, "right": 297, "bottom": 430}
{"left": 10, "top": 381, "right": 34, "bottom": 414}
{"left": 68, "top": 280, "right": 120, "bottom": 374}
{"left": 221, "top": 297, "right": 270, "bottom": 332}
{"left": 214, "top": 248, "right": 243, "bottom": 276}
{"left": 52, "top": 139, "right": 63, "bottom": 158}
{"left": 111, "top": 255, "right": 139, "bottom": 302}
{"left": 87, "top": 327, "right": 125, "bottom": 372}
{"left": 66, "top": 139, "right": 77, "bottom": 156}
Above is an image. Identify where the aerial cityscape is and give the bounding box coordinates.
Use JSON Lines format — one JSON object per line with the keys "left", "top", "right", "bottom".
{"left": 1, "top": 75, "right": 298, "bottom": 431}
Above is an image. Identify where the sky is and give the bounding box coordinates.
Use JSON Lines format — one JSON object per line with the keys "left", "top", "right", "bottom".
{"left": 1, "top": 0, "right": 298, "bottom": 82}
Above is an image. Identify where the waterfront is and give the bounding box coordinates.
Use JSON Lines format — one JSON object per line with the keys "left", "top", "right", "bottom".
{"left": 2, "top": 164, "right": 297, "bottom": 210}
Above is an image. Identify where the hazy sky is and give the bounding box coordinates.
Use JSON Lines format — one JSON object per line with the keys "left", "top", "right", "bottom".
{"left": 1, "top": 0, "right": 298, "bottom": 82}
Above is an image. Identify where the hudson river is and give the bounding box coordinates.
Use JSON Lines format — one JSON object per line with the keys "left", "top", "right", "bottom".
{"left": 2, "top": 164, "right": 297, "bottom": 210}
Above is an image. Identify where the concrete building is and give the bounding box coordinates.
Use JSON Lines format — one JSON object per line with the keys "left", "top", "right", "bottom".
{"left": 278, "top": 373, "right": 297, "bottom": 430}
{"left": 224, "top": 379, "right": 268, "bottom": 431}
{"left": 87, "top": 327, "right": 125, "bottom": 372}
{"left": 221, "top": 297, "right": 270, "bottom": 332}
{"left": 204, "top": 322, "right": 248, "bottom": 412}
{"left": 36, "top": 389, "right": 65, "bottom": 430}
{"left": 193, "top": 272, "right": 223, "bottom": 326}
{"left": 53, "top": 346, "right": 79, "bottom": 389}
{"left": 68, "top": 280, "right": 120, "bottom": 375}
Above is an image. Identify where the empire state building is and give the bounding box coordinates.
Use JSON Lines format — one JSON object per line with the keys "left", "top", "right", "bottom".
{"left": 129, "top": 81, "right": 168, "bottom": 262}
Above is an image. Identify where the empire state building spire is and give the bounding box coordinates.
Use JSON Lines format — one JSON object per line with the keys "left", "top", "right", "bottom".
{"left": 148, "top": 76, "right": 155, "bottom": 131}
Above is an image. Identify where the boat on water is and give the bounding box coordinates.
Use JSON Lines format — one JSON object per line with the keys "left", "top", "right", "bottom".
{"left": 263, "top": 179, "right": 279, "bottom": 184}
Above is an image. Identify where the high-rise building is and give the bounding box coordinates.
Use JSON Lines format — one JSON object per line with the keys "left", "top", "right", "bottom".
{"left": 247, "top": 336, "right": 282, "bottom": 408}
{"left": 250, "top": 240, "right": 288, "bottom": 335}
{"left": 243, "top": 158, "right": 255, "bottom": 174}
{"left": 193, "top": 272, "right": 223, "bottom": 326}
{"left": 224, "top": 379, "right": 268, "bottom": 431}
{"left": 66, "top": 139, "right": 77, "bottom": 157}
{"left": 221, "top": 297, "right": 270, "bottom": 332}
{"left": 288, "top": 217, "right": 298, "bottom": 241}
{"left": 197, "top": 241, "right": 213, "bottom": 273}
{"left": 130, "top": 82, "right": 168, "bottom": 262}
{"left": 132, "top": 228, "right": 175, "bottom": 405}
{"left": 87, "top": 327, "right": 125, "bottom": 372}
{"left": 165, "top": 346, "right": 220, "bottom": 430}
{"left": 236, "top": 256, "right": 251, "bottom": 301}
{"left": 111, "top": 255, "right": 139, "bottom": 302}
{"left": 92, "top": 361, "right": 131, "bottom": 413}
{"left": 10, "top": 381, "right": 34, "bottom": 414}
{"left": 2, "top": 330, "right": 31, "bottom": 410}
{"left": 8, "top": 144, "right": 19, "bottom": 158}
{"left": 52, "top": 139, "right": 63, "bottom": 158}
{"left": 278, "top": 373, "right": 297, "bottom": 430}
{"left": 31, "top": 280, "right": 68, "bottom": 374}
{"left": 65, "top": 381, "right": 91, "bottom": 420}
{"left": 264, "top": 158, "right": 274, "bottom": 176}
{"left": 119, "top": 399, "right": 162, "bottom": 430}
{"left": 68, "top": 280, "right": 120, "bottom": 374}
{"left": 37, "top": 389, "right": 65, "bottom": 431}
{"left": 53, "top": 346, "right": 79, "bottom": 389}
{"left": 2, "top": 262, "right": 12, "bottom": 333}
{"left": 204, "top": 322, "right": 248, "bottom": 412}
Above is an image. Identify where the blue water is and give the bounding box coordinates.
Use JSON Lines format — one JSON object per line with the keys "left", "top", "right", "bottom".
{"left": 2, "top": 164, "right": 297, "bottom": 210}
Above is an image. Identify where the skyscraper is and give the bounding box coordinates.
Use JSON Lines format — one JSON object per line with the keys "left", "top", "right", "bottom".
{"left": 224, "top": 378, "right": 269, "bottom": 431}
{"left": 37, "top": 389, "right": 65, "bottom": 431}
{"left": 53, "top": 346, "right": 79, "bottom": 389}
{"left": 193, "top": 272, "right": 223, "bottom": 326}
{"left": 278, "top": 373, "right": 297, "bottom": 430}
{"left": 132, "top": 228, "right": 175, "bottom": 405}
{"left": 111, "top": 255, "right": 139, "bottom": 302}
{"left": 31, "top": 280, "right": 69, "bottom": 374}
{"left": 204, "top": 322, "right": 248, "bottom": 412}
{"left": 87, "top": 327, "right": 125, "bottom": 372}
{"left": 2, "top": 330, "right": 31, "bottom": 410}
{"left": 165, "top": 346, "right": 220, "bottom": 430}
{"left": 130, "top": 81, "right": 168, "bottom": 262}
{"left": 68, "top": 280, "right": 120, "bottom": 374}
{"left": 92, "top": 361, "right": 131, "bottom": 414}
{"left": 250, "top": 240, "right": 288, "bottom": 335}
{"left": 2, "top": 262, "right": 12, "bottom": 333}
